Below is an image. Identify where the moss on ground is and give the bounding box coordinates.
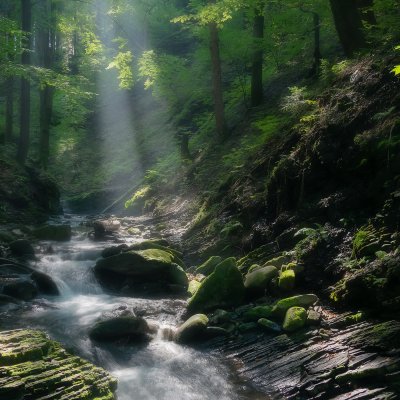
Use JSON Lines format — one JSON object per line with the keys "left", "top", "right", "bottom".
{"left": 0, "top": 329, "right": 117, "bottom": 400}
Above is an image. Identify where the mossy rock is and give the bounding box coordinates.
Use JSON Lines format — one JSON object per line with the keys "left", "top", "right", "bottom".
{"left": 188, "top": 280, "right": 202, "bottom": 296}
{"left": 244, "top": 266, "right": 278, "bottom": 295}
{"left": 247, "top": 264, "right": 263, "bottom": 273}
{"left": 281, "top": 262, "right": 304, "bottom": 274}
{"left": 242, "top": 305, "right": 273, "bottom": 322}
{"left": 279, "top": 269, "right": 296, "bottom": 291}
{"left": 271, "top": 294, "right": 318, "bottom": 318}
{"left": 187, "top": 257, "right": 245, "bottom": 313}
{"left": 32, "top": 224, "right": 72, "bottom": 241}
{"left": 9, "top": 239, "right": 35, "bottom": 258}
{"left": 237, "top": 243, "right": 279, "bottom": 272}
{"left": 0, "top": 329, "right": 117, "bottom": 399}
{"left": 195, "top": 256, "right": 223, "bottom": 276}
{"left": 95, "top": 249, "right": 188, "bottom": 288}
{"left": 282, "top": 307, "right": 307, "bottom": 332}
{"left": 128, "top": 240, "right": 183, "bottom": 261}
{"left": 258, "top": 318, "right": 282, "bottom": 333}
{"left": 175, "top": 314, "right": 209, "bottom": 344}
{"left": 264, "top": 254, "right": 292, "bottom": 270}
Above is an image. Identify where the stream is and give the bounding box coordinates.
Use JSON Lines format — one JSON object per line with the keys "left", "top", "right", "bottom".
{"left": 1, "top": 216, "right": 267, "bottom": 400}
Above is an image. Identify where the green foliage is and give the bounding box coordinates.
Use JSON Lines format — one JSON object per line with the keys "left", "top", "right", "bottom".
{"left": 393, "top": 46, "right": 400, "bottom": 76}
{"left": 107, "top": 50, "right": 134, "bottom": 89}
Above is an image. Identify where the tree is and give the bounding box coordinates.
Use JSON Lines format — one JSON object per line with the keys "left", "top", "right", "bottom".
{"left": 17, "top": 0, "right": 32, "bottom": 164}
{"left": 38, "top": 0, "right": 57, "bottom": 169}
{"left": 329, "top": 0, "right": 366, "bottom": 57}
{"left": 250, "top": 1, "right": 265, "bottom": 107}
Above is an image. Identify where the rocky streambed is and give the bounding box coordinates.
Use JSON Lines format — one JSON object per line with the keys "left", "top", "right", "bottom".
{"left": 0, "top": 215, "right": 399, "bottom": 399}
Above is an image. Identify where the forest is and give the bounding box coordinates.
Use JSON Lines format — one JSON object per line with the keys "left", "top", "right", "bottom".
{"left": 0, "top": 0, "right": 400, "bottom": 399}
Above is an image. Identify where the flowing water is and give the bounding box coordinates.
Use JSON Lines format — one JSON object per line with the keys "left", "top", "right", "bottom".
{"left": 1, "top": 217, "right": 266, "bottom": 400}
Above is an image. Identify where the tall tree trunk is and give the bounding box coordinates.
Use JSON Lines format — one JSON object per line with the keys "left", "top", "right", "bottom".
{"left": 251, "top": 2, "right": 265, "bottom": 107}
{"left": 329, "top": 0, "right": 366, "bottom": 57}
{"left": 300, "top": 7, "right": 321, "bottom": 75}
{"left": 209, "top": 21, "right": 227, "bottom": 140}
{"left": 17, "top": 0, "right": 32, "bottom": 164}
{"left": 5, "top": 77, "right": 14, "bottom": 143}
{"left": 38, "top": 0, "right": 55, "bottom": 170}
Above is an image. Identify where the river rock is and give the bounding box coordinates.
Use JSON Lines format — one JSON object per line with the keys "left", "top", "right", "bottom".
{"left": 94, "top": 249, "right": 188, "bottom": 291}
{"left": 101, "top": 244, "right": 129, "bottom": 258}
{"left": 89, "top": 316, "right": 151, "bottom": 342}
{"left": 258, "top": 318, "right": 282, "bottom": 333}
{"left": 31, "top": 271, "right": 59, "bottom": 296}
{"left": 188, "top": 280, "right": 202, "bottom": 296}
{"left": 278, "top": 269, "right": 296, "bottom": 291}
{"left": 243, "top": 305, "right": 273, "bottom": 322}
{"left": 9, "top": 239, "right": 35, "bottom": 258}
{"left": 2, "top": 278, "right": 38, "bottom": 301}
{"left": 33, "top": 224, "right": 72, "bottom": 241}
{"left": 282, "top": 306, "right": 307, "bottom": 332}
{"left": 0, "top": 329, "right": 117, "bottom": 399}
{"left": 175, "top": 314, "right": 209, "bottom": 344}
{"left": 187, "top": 258, "right": 245, "bottom": 313}
{"left": 271, "top": 294, "right": 319, "bottom": 318}
{"left": 195, "top": 256, "right": 223, "bottom": 276}
{"left": 244, "top": 265, "right": 278, "bottom": 296}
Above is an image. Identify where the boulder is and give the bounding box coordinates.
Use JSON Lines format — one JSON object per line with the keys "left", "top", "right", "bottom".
{"left": 282, "top": 307, "right": 307, "bottom": 332}
{"left": 258, "top": 318, "right": 282, "bottom": 333}
{"left": 89, "top": 316, "right": 151, "bottom": 342}
{"left": 279, "top": 270, "right": 296, "bottom": 291}
{"left": 244, "top": 266, "right": 278, "bottom": 295}
{"left": 3, "top": 279, "right": 38, "bottom": 301}
{"left": 188, "top": 280, "right": 202, "bottom": 296}
{"left": 243, "top": 305, "right": 273, "bottom": 322}
{"left": 95, "top": 249, "right": 188, "bottom": 289}
{"left": 307, "top": 309, "right": 321, "bottom": 326}
{"left": 9, "top": 239, "right": 35, "bottom": 258}
{"left": 128, "top": 240, "right": 183, "bottom": 261}
{"left": 271, "top": 294, "right": 318, "bottom": 318}
{"left": 175, "top": 314, "right": 209, "bottom": 344}
{"left": 195, "top": 256, "right": 223, "bottom": 276}
{"left": 31, "top": 271, "right": 59, "bottom": 296}
{"left": 33, "top": 224, "right": 71, "bottom": 241}
{"left": 187, "top": 258, "right": 245, "bottom": 313}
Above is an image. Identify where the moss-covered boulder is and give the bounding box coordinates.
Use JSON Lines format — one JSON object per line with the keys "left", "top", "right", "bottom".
{"left": 127, "top": 240, "right": 183, "bottom": 263}
{"left": 279, "top": 270, "right": 296, "bottom": 291}
{"left": 0, "top": 329, "right": 117, "bottom": 399}
{"left": 33, "top": 224, "right": 72, "bottom": 241}
{"left": 175, "top": 314, "right": 209, "bottom": 344}
{"left": 258, "top": 318, "right": 282, "bottom": 333}
{"left": 3, "top": 279, "right": 38, "bottom": 301}
{"left": 271, "top": 294, "right": 318, "bottom": 318}
{"left": 89, "top": 316, "right": 151, "bottom": 342}
{"left": 195, "top": 256, "right": 223, "bottom": 276}
{"left": 244, "top": 266, "right": 278, "bottom": 295}
{"left": 187, "top": 258, "right": 245, "bottom": 313}
{"left": 242, "top": 305, "right": 273, "bottom": 322}
{"left": 188, "top": 280, "right": 202, "bottom": 296}
{"left": 95, "top": 249, "right": 188, "bottom": 290}
{"left": 282, "top": 307, "right": 307, "bottom": 332}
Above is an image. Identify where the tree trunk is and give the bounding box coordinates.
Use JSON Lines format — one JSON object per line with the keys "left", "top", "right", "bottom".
{"left": 300, "top": 7, "right": 321, "bottom": 76}
{"left": 38, "top": 0, "right": 55, "bottom": 169}
{"left": 17, "top": 0, "right": 32, "bottom": 164}
{"left": 209, "top": 21, "right": 227, "bottom": 141}
{"left": 251, "top": 3, "right": 265, "bottom": 107}
{"left": 5, "top": 77, "right": 14, "bottom": 143}
{"left": 329, "top": 0, "right": 366, "bottom": 57}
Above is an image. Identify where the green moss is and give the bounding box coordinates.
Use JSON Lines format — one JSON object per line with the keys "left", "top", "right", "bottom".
{"left": 187, "top": 257, "right": 245, "bottom": 313}
{"left": 272, "top": 294, "right": 318, "bottom": 318}
{"left": 243, "top": 305, "right": 273, "bottom": 322}
{"left": 0, "top": 330, "right": 117, "bottom": 399}
{"left": 279, "top": 269, "right": 296, "bottom": 291}
{"left": 282, "top": 307, "right": 307, "bottom": 332}
{"left": 188, "top": 280, "right": 202, "bottom": 296}
{"left": 196, "top": 256, "right": 223, "bottom": 276}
